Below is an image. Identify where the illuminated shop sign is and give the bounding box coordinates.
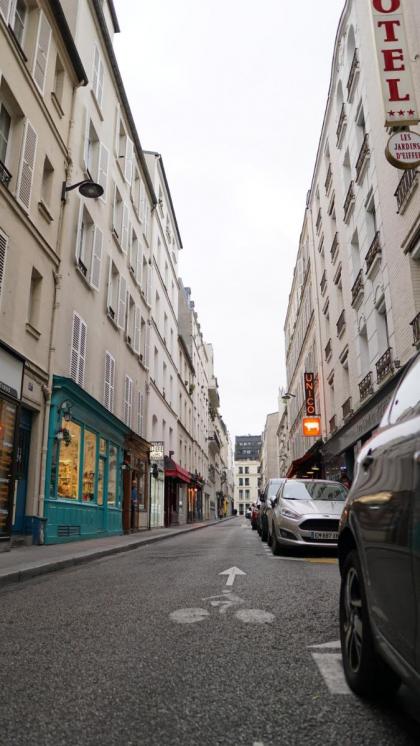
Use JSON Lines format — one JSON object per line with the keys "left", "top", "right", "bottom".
{"left": 304, "top": 372, "right": 316, "bottom": 416}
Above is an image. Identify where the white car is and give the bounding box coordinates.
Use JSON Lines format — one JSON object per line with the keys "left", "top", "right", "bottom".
{"left": 269, "top": 479, "right": 348, "bottom": 554}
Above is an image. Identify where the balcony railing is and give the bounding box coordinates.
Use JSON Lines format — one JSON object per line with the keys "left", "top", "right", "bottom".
{"left": 342, "top": 397, "right": 353, "bottom": 420}
{"left": 329, "top": 415, "right": 337, "bottom": 434}
{"left": 325, "top": 163, "right": 333, "bottom": 195}
{"left": 346, "top": 49, "right": 359, "bottom": 99}
{"left": 325, "top": 339, "right": 332, "bottom": 362}
{"left": 395, "top": 169, "right": 418, "bottom": 213}
{"left": 410, "top": 312, "right": 420, "bottom": 347}
{"left": 336, "top": 103, "right": 347, "bottom": 146}
{"left": 376, "top": 347, "right": 394, "bottom": 384}
{"left": 359, "top": 371, "right": 374, "bottom": 402}
{"left": 351, "top": 269, "right": 364, "bottom": 307}
{"left": 343, "top": 181, "right": 355, "bottom": 223}
{"left": 337, "top": 310, "right": 346, "bottom": 338}
{"left": 320, "top": 270, "right": 327, "bottom": 296}
{"left": 365, "top": 231, "right": 381, "bottom": 274}
{"left": 355, "top": 133, "right": 370, "bottom": 183}
{"left": 330, "top": 232, "right": 339, "bottom": 263}
{"left": 0, "top": 160, "right": 12, "bottom": 186}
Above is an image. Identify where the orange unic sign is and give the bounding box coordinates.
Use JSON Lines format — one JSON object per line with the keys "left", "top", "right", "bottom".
{"left": 302, "top": 417, "right": 321, "bottom": 438}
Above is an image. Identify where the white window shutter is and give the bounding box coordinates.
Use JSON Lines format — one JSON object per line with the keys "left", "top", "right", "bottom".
{"left": 134, "top": 306, "right": 141, "bottom": 354}
{"left": 114, "top": 104, "right": 120, "bottom": 157}
{"left": 0, "top": 229, "right": 8, "bottom": 306}
{"left": 146, "top": 262, "right": 152, "bottom": 305}
{"left": 97, "top": 57, "right": 104, "bottom": 109}
{"left": 112, "top": 184, "right": 118, "bottom": 236}
{"left": 124, "top": 375, "right": 133, "bottom": 426}
{"left": 104, "top": 351, "right": 115, "bottom": 412}
{"left": 124, "top": 137, "right": 133, "bottom": 185}
{"left": 137, "top": 392, "right": 144, "bottom": 436}
{"left": 136, "top": 246, "right": 142, "bottom": 286}
{"left": 90, "top": 226, "right": 103, "bottom": 290}
{"left": 75, "top": 200, "right": 84, "bottom": 263}
{"left": 121, "top": 203, "right": 129, "bottom": 253}
{"left": 0, "top": 0, "right": 11, "bottom": 22}
{"left": 98, "top": 144, "right": 108, "bottom": 201}
{"left": 33, "top": 10, "right": 51, "bottom": 94}
{"left": 144, "top": 321, "right": 150, "bottom": 369}
{"left": 70, "top": 311, "right": 86, "bottom": 386}
{"left": 17, "top": 121, "right": 37, "bottom": 211}
{"left": 92, "top": 44, "right": 100, "bottom": 102}
{"left": 82, "top": 109, "right": 90, "bottom": 172}
{"left": 78, "top": 318, "right": 87, "bottom": 386}
{"left": 117, "top": 274, "right": 127, "bottom": 329}
{"left": 107, "top": 258, "right": 114, "bottom": 312}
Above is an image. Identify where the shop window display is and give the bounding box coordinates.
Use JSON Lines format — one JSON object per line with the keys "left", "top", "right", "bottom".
{"left": 82, "top": 430, "right": 97, "bottom": 502}
{"left": 57, "top": 421, "right": 81, "bottom": 499}
{"left": 0, "top": 399, "right": 17, "bottom": 536}
{"left": 108, "top": 444, "right": 117, "bottom": 506}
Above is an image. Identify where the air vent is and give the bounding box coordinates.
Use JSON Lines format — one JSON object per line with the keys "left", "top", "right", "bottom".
{"left": 58, "top": 525, "right": 81, "bottom": 537}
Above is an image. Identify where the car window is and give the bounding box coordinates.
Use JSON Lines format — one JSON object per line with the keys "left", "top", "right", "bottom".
{"left": 282, "top": 481, "right": 347, "bottom": 501}
{"left": 388, "top": 356, "right": 420, "bottom": 425}
{"left": 267, "top": 481, "right": 283, "bottom": 497}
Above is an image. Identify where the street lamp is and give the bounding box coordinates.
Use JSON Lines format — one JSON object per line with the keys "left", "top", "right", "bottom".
{"left": 282, "top": 392, "right": 296, "bottom": 401}
{"left": 61, "top": 179, "right": 104, "bottom": 202}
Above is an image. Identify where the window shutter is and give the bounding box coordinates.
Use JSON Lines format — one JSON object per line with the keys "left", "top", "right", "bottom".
{"left": 146, "top": 262, "right": 152, "bottom": 305}
{"left": 107, "top": 258, "right": 114, "bottom": 312}
{"left": 144, "top": 321, "right": 150, "bottom": 369}
{"left": 90, "top": 226, "right": 103, "bottom": 290}
{"left": 124, "top": 375, "right": 133, "bottom": 427}
{"left": 121, "top": 203, "right": 129, "bottom": 253}
{"left": 137, "top": 392, "right": 144, "bottom": 436}
{"left": 33, "top": 10, "right": 51, "bottom": 94}
{"left": 78, "top": 317, "right": 87, "bottom": 386}
{"left": 112, "top": 184, "right": 118, "bottom": 236}
{"left": 17, "top": 121, "right": 37, "bottom": 211}
{"left": 75, "top": 200, "right": 84, "bottom": 263}
{"left": 136, "top": 245, "right": 142, "bottom": 286}
{"left": 0, "top": 229, "right": 8, "bottom": 306}
{"left": 134, "top": 306, "right": 141, "bottom": 354}
{"left": 114, "top": 104, "right": 120, "bottom": 157}
{"left": 92, "top": 44, "right": 100, "bottom": 102}
{"left": 97, "top": 57, "right": 104, "bottom": 109}
{"left": 124, "top": 136, "right": 133, "bottom": 185}
{"left": 104, "top": 351, "right": 115, "bottom": 412}
{"left": 70, "top": 312, "right": 87, "bottom": 386}
{"left": 82, "top": 109, "right": 90, "bottom": 172}
{"left": 117, "top": 274, "right": 127, "bottom": 329}
{"left": 98, "top": 144, "right": 108, "bottom": 201}
{"left": 0, "top": 0, "right": 11, "bottom": 22}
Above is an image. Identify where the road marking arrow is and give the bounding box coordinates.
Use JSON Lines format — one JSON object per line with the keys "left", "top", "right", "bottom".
{"left": 219, "top": 566, "right": 246, "bottom": 586}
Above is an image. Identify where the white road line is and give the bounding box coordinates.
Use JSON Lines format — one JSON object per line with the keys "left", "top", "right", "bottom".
{"left": 311, "top": 652, "right": 352, "bottom": 695}
{"left": 309, "top": 640, "right": 341, "bottom": 649}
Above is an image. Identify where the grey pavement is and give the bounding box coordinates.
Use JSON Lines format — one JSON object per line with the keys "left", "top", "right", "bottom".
{"left": 0, "top": 518, "right": 418, "bottom": 746}
{"left": 0, "top": 517, "right": 233, "bottom": 587}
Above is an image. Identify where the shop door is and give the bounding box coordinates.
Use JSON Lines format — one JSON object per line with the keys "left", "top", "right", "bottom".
{"left": 13, "top": 409, "right": 32, "bottom": 534}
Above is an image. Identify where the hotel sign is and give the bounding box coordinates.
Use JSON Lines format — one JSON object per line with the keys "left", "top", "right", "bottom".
{"left": 304, "top": 372, "right": 316, "bottom": 416}
{"left": 370, "top": 0, "right": 419, "bottom": 127}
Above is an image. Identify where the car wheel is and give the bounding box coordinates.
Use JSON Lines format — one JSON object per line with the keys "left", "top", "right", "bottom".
{"left": 261, "top": 521, "right": 268, "bottom": 542}
{"left": 340, "top": 550, "right": 400, "bottom": 699}
{"left": 267, "top": 528, "right": 272, "bottom": 547}
{"left": 271, "top": 528, "right": 282, "bottom": 556}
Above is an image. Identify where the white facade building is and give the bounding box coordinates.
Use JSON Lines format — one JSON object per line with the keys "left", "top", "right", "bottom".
{"left": 233, "top": 460, "right": 259, "bottom": 516}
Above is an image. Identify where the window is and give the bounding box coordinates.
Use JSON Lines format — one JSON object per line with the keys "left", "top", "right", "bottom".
{"left": 0, "top": 104, "right": 11, "bottom": 164}
{"left": 129, "top": 229, "right": 142, "bottom": 285}
{"left": 245, "top": 467, "right": 249, "bottom": 474}
{"left": 10, "top": 0, "right": 26, "bottom": 46}
{"left": 0, "top": 229, "right": 8, "bottom": 307}
{"left": 245, "top": 490, "right": 250, "bottom": 499}
{"left": 112, "top": 185, "right": 129, "bottom": 252}
{"left": 389, "top": 357, "right": 420, "bottom": 425}
{"left": 239, "top": 478, "right": 243, "bottom": 486}
{"left": 70, "top": 312, "right": 87, "bottom": 386}
{"left": 115, "top": 108, "right": 133, "bottom": 184}
{"left": 92, "top": 43, "right": 104, "bottom": 109}
{"left": 27, "top": 267, "right": 42, "bottom": 331}
{"left": 57, "top": 421, "right": 81, "bottom": 499}
{"left": 123, "top": 375, "right": 133, "bottom": 427}
{"left": 104, "top": 351, "right": 115, "bottom": 413}
{"left": 245, "top": 478, "right": 249, "bottom": 485}
{"left": 52, "top": 55, "right": 65, "bottom": 111}
{"left": 41, "top": 155, "right": 53, "bottom": 207}
{"left": 239, "top": 490, "right": 243, "bottom": 499}
{"left": 33, "top": 10, "right": 51, "bottom": 94}
{"left": 108, "top": 444, "right": 118, "bottom": 506}
{"left": 82, "top": 430, "right": 97, "bottom": 502}
{"left": 239, "top": 467, "right": 243, "bottom": 474}
{"left": 126, "top": 296, "right": 140, "bottom": 354}
{"left": 83, "top": 116, "right": 108, "bottom": 201}
{"left": 75, "top": 203, "right": 103, "bottom": 290}
{"left": 137, "top": 392, "right": 144, "bottom": 436}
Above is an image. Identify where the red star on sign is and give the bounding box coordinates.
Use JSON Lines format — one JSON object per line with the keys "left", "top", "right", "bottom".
{"left": 408, "top": 109, "right": 415, "bottom": 116}
{"left": 398, "top": 110, "right": 405, "bottom": 116}
{"left": 388, "top": 110, "right": 395, "bottom": 116}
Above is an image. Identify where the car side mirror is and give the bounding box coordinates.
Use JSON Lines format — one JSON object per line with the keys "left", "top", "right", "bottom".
{"left": 260, "top": 495, "right": 266, "bottom": 503}
{"left": 270, "top": 497, "right": 278, "bottom": 508}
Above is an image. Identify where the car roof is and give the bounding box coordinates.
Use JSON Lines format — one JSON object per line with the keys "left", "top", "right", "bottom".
{"left": 284, "top": 478, "right": 343, "bottom": 486}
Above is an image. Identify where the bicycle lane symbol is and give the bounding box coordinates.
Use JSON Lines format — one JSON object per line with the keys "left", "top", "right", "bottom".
{"left": 169, "top": 590, "right": 275, "bottom": 626}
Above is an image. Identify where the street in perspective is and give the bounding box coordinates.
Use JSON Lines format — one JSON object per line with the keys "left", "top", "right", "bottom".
{"left": 1, "top": 0, "right": 420, "bottom": 743}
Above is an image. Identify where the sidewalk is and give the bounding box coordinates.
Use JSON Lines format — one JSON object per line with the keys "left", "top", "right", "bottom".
{"left": 0, "top": 517, "right": 234, "bottom": 588}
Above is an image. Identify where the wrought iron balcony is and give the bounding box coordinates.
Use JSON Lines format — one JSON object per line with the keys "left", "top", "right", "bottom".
{"left": 337, "top": 310, "right": 346, "bottom": 338}
{"left": 365, "top": 231, "right": 381, "bottom": 274}
{"left": 330, "top": 232, "right": 339, "bottom": 263}
{"left": 355, "top": 133, "right": 370, "bottom": 183}
{"left": 320, "top": 270, "right": 327, "bottom": 296}
{"left": 342, "top": 397, "right": 353, "bottom": 420}
{"left": 316, "top": 208, "right": 322, "bottom": 235}
{"left": 343, "top": 181, "right": 355, "bottom": 223}
{"left": 325, "top": 163, "right": 333, "bottom": 195}
{"left": 347, "top": 49, "right": 359, "bottom": 99}
{"left": 336, "top": 103, "right": 347, "bottom": 146}
{"left": 395, "top": 169, "right": 418, "bottom": 213}
{"left": 359, "top": 371, "right": 374, "bottom": 402}
{"left": 325, "top": 338, "right": 332, "bottom": 362}
{"left": 351, "top": 269, "right": 364, "bottom": 307}
{"left": 329, "top": 415, "right": 337, "bottom": 434}
{"left": 410, "top": 312, "right": 420, "bottom": 348}
{"left": 0, "top": 160, "right": 12, "bottom": 186}
{"left": 376, "top": 347, "right": 394, "bottom": 384}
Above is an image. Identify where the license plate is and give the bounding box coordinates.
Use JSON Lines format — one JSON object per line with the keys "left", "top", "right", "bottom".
{"left": 311, "top": 531, "right": 339, "bottom": 540}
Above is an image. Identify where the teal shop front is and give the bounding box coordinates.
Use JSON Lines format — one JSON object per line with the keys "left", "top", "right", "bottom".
{"left": 44, "top": 377, "right": 130, "bottom": 544}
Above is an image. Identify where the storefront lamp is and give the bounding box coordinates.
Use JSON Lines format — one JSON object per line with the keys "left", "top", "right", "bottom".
{"left": 61, "top": 179, "right": 104, "bottom": 202}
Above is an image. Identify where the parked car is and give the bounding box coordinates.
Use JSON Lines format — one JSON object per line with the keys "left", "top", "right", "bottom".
{"left": 250, "top": 503, "right": 259, "bottom": 530}
{"left": 338, "top": 352, "right": 420, "bottom": 700}
{"left": 269, "top": 478, "right": 347, "bottom": 554}
{"left": 259, "top": 479, "right": 286, "bottom": 541}
{"left": 245, "top": 508, "right": 251, "bottom": 519}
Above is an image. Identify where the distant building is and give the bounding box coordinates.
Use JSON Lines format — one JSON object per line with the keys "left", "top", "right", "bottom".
{"left": 233, "top": 434, "right": 261, "bottom": 515}
{"left": 234, "top": 435, "right": 261, "bottom": 461}
{"left": 260, "top": 412, "right": 280, "bottom": 483}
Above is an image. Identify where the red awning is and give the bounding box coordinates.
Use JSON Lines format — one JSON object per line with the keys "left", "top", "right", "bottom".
{"left": 286, "top": 440, "right": 323, "bottom": 478}
{"left": 165, "top": 460, "right": 191, "bottom": 483}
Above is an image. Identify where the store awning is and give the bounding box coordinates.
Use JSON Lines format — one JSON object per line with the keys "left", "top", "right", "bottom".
{"left": 164, "top": 457, "right": 191, "bottom": 483}
{"left": 286, "top": 440, "right": 323, "bottom": 478}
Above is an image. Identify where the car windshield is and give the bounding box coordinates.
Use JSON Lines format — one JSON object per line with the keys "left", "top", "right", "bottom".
{"left": 268, "top": 481, "right": 283, "bottom": 497}
{"left": 283, "top": 481, "right": 347, "bottom": 502}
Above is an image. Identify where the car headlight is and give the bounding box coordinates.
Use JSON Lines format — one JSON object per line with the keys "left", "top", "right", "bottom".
{"left": 280, "top": 507, "right": 301, "bottom": 520}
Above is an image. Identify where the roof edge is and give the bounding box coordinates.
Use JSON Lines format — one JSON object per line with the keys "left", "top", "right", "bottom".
{"left": 49, "top": 0, "right": 88, "bottom": 85}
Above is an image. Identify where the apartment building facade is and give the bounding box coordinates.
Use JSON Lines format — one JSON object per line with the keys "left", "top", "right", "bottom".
{"left": 0, "top": 0, "right": 86, "bottom": 548}
{"left": 260, "top": 411, "right": 280, "bottom": 484}
{"left": 233, "top": 434, "right": 261, "bottom": 515}
{"left": 282, "top": 0, "right": 420, "bottom": 481}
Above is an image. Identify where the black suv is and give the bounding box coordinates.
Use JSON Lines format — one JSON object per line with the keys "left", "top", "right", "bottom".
{"left": 338, "top": 352, "right": 420, "bottom": 700}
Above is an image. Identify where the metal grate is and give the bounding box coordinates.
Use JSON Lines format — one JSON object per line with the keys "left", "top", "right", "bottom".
{"left": 57, "top": 525, "right": 81, "bottom": 537}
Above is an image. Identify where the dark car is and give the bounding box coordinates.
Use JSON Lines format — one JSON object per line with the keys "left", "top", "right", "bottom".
{"left": 338, "top": 352, "right": 420, "bottom": 700}
{"left": 259, "top": 479, "right": 286, "bottom": 542}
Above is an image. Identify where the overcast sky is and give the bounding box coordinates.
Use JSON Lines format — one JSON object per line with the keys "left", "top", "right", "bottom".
{"left": 114, "top": 0, "right": 344, "bottom": 440}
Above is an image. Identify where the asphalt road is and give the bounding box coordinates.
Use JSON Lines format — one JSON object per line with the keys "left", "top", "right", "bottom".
{"left": 0, "top": 519, "right": 419, "bottom": 746}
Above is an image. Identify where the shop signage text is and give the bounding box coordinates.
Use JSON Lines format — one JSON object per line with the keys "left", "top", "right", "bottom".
{"left": 370, "top": 0, "right": 419, "bottom": 127}
{"left": 304, "top": 372, "right": 316, "bottom": 416}
{"left": 385, "top": 130, "right": 420, "bottom": 169}
{"left": 150, "top": 441, "right": 164, "bottom": 462}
